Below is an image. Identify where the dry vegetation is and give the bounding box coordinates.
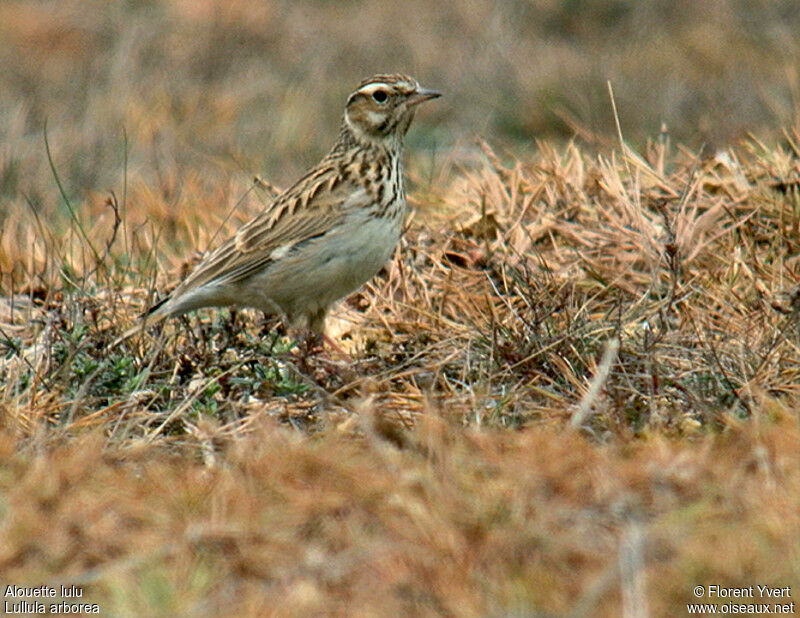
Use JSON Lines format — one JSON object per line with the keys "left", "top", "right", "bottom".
{"left": 2, "top": 1, "right": 800, "bottom": 616}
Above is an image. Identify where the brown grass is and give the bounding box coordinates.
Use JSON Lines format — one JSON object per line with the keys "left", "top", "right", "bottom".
{"left": 3, "top": 127, "right": 800, "bottom": 614}
{"left": 2, "top": 418, "right": 798, "bottom": 616}
{"left": 2, "top": 1, "right": 800, "bottom": 616}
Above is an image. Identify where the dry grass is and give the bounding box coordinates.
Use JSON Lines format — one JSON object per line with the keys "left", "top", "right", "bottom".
{"left": 3, "top": 127, "right": 800, "bottom": 615}
{"left": 3, "top": 1, "right": 800, "bottom": 616}
{"left": 2, "top": 418, "right": 799, "bottom": 616}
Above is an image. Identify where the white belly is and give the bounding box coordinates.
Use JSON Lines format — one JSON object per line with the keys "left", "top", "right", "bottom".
{"left": 245, "top": 208, "right": 404, "bottom": 317}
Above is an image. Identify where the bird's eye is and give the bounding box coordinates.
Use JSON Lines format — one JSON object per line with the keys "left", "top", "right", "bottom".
{"left": 372, "top": 90, "right": 388, "bottom": 103}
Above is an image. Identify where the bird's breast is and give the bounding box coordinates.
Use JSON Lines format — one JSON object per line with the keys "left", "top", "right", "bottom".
{"left": 247, "top": 207, "right": 405, "bottom": 316}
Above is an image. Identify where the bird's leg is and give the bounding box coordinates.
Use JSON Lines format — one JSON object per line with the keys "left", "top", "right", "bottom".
{"left": 291, "top": 330, "right": 351, "bottom": 380}
{"left": 290, "top": 330, "right": 320, "bottom": 375}
{"left": 259, "top": 313, "right": 285, "bottom": 355}
{"left": 291, "top": 308, "right": 352, "bottom": 364}
{"left": 220, "top": 308, "right": 239, "bottom": 349}
{"left": 319, "top": 333, "right": 351, "bottom": 361}
{"left": 308, "top": 308, "right": 352, "bottom": 361}
{"left": 179, "top": 314, "right": 203, "bottom": 352}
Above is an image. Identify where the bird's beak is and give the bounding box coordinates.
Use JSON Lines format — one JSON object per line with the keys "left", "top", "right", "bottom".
{"left": 407, "top": 87, "right": 442, "bottom": 107}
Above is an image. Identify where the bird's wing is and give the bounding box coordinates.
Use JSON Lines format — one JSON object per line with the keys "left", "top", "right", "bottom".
{"left": 163, "top": 166, "right": 367, "bottom": 298}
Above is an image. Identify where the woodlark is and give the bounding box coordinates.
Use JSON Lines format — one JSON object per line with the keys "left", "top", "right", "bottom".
{"left": 124, "top": 74, "right": 440, "bottom": 341}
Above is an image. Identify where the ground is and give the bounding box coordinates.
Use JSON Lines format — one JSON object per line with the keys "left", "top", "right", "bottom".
{"left": 1, "top": 1, "right": 800, "bottom": 616}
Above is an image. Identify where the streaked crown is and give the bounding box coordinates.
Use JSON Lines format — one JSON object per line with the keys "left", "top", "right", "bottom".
{"left": 344, "top": 73, "right": 440, "bottom": 145}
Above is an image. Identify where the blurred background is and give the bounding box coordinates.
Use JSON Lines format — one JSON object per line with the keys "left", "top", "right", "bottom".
{"left": 1, "top": 0, "right": 799, "bottom": 225}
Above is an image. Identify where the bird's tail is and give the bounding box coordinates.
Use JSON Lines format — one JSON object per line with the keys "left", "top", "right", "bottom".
{"left": 110, "top": 297, "right": 172, "bottom": 348}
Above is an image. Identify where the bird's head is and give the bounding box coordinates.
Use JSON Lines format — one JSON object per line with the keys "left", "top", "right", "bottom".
{"left": 344, "top": 74, "right": 440, "bottom": 146}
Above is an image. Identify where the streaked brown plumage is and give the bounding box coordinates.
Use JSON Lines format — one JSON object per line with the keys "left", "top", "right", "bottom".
{"left": 120, "top": 74, "right": 439, "bottom": 341}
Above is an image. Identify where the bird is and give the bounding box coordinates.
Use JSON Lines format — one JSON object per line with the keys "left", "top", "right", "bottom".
{"left": 118, "top": 73, "right": 440, "bottom": 345}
